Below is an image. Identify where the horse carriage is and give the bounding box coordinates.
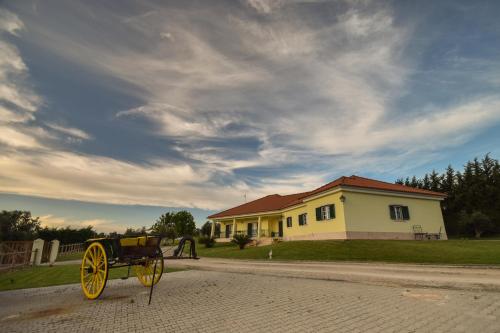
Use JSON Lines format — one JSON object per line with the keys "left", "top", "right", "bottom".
{"left": 80, "top": 235, "right": 197, "bottom": 302}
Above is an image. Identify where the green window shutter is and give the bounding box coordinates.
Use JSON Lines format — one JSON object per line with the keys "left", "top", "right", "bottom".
{"left": 402, "top": 206, "right": 410, "bottom": 220}
{"left": 329, "top": 204, "right": 335, "bottom": 219}
{"left": 298, "top": 214, "right": 302, "bottom": 226}
{"left": 389, "top": 205, "right": 396, "bottom": 219}
{"left": 316, "top": 207, "right": 322, "bottom": 221}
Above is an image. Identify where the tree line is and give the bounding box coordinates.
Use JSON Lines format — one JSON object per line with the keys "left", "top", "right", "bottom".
{"left": 396, "top": 154, "right": 500, "bottom": 238}
{"left": 0, "top": 210, "right": 101, "bottom": 243}
{"left": 0, "top": 209, "right": 198, "bottom": 243}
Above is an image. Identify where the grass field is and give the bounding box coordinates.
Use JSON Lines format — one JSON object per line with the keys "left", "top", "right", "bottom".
{"left": 0, "top": 265, "right": 184, "bottom": 292}
{"left": 195, "top": 240, "right": 500, "bottom": 265}
{"left": 56, "top": 252, "right": 84, "bottom": 262}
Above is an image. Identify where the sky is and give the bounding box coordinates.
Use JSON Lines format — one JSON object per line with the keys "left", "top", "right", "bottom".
{"left": 1, "top": 0, "right": 500, "bottom": 233}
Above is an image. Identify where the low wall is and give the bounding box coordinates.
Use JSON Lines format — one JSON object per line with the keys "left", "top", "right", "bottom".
{"left": 284, "top": 231, "right": 447, "bottom": 241}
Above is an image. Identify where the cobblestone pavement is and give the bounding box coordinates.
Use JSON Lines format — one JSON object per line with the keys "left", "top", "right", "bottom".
{"left": 1, "top": 270, "right": 500, "bottom": 332}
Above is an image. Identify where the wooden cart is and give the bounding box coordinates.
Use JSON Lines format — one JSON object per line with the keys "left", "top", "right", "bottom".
{"left": 80, "top": 236, "right": 163, "bottom": 300}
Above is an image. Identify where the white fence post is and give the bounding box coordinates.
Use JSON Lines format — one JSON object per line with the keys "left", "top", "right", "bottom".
{"left": 30, "top": 238, "right": 44, "bottom": 266}
{"left": 49, "top": 239, "right": 60, "bottom": 265}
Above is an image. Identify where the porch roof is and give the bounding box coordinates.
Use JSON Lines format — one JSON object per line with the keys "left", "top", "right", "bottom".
{"left": 208, "top": 192, "right": 308, "bottom": 219}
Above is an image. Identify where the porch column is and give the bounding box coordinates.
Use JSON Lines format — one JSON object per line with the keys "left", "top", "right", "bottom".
{"left": 210, "top": 220, "right": 215, "bottom": 237}
{"left": 257, "top": 216, "right": 261, "bottom": 239}
{"left": 232, "top": 218, "right": 236, "bottom": 237}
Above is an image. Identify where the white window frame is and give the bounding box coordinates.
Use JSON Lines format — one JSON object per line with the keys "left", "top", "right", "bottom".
{"left": 299, "top": 213, "right": 308, "bottom": 226}
{"left": 286, "top": 216, "right": 292, "bottom": 228}
{"left": 320, "top": 206, "right": 331, "bottom": 220}
{"left": 392, "top": 206, "right": 404, "bottom": 221}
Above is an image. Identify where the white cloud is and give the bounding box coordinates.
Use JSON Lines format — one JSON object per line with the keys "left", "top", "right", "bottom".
{"left": 245, "top": 0, "right": 285, "bottom": 14}
{"left": 45, "top": 122, "right": 92, "bottom": 140}
{"left": 40, "top": 214, "right": 126, "bottom": 234}
{"left": 0, "top": 9, "right": 24, "bottom": 35}
{"left": 0, "top": 125, "right": 42, "bottom": 148}
{"left": 0, "top": 105, "right": 34, "bottom": 123}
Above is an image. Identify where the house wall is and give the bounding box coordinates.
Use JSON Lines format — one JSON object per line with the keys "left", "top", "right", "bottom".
{"left": 214, "top": 190, "right": 447, "bottom": 241}
{"left": 342, "top": 190, "right": 447, "bottom": 240}
{"left": 282, "top": 192, "right": 347, "bottom": 241}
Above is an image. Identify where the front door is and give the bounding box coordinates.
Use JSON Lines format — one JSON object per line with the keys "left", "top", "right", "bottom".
{"left": 225, "top": 224, "right": 231, "bottom": 238}
{"left": 278, "top": 221, "right": 283, "bottom": 237}
{"left": 247, "top": 223, "right": 253, "bottom": 237}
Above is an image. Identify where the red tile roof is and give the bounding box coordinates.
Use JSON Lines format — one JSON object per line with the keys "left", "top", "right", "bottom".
{"left": 305, "top": 175, "right": 446, "bottom": 199}
{"left": 208, "top": 192, "right": 309, "bottom": 219}
{"left": 208, "top": 175, "right": 446, "bottom": 219}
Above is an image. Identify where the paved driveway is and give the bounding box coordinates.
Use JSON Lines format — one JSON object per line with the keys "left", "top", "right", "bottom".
{"left": 1, "top": 269, "right": 500, "bottom": 332}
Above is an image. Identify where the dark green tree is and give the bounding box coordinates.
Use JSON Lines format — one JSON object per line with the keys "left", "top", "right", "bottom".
{"left": 0, "top": 210, "right": 41, "bottom": 241}
{"left": 422, "top": 174, "right": 431, "bottom": 190}
{"left": 173, "top": 211, "right": 196, "bottom": 237}
{"left": 152, "top": 212, "right": 177, "bottom": 243}
{"left": 199, "top": 221, "right": 220, "bottom": 236}
{"left": 459, "top": 211, "right": 494, "bottom": 238}
{"left": 38, "top": 226, "right": 96, "bottom": 244}
{"left": 123, "top": 227, "right": 147, "bottom": 237}
{"left": 396, "top": 154, "right": 500, "bottom": 237}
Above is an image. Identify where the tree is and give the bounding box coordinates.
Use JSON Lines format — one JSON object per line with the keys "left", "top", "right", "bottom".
{"left": 395, "top": 154, "right": 500, "bottom": 237}
{"left": 108, "top": 231, "right": 119, "bottom": 238}
{"left": 199, "top": 221, "right": 220, "bottom": 237}
{"left": 429, "top": 170, "right": 442, "bottom": 192}
{"left": 0, "top": 210, "right": 41, "bottom": 241}
{"left": 404, "top": 177, "right": 411, "bottom": 186}
{"left": 459, "top": 211, "right": 494, "bottom": 238}
{"left": 38, "top": 225, "right": 96, "bottom": 244}
{"left": 151, "top": 212, "right": 177, "bottom": 244}
{"left": 124, "top": 227, "right": 147, "bottom": 237}
{"left": 173, "top": 211, "right": 196, "bottom": 237}
{"left": 422, "top": 174, "right": 431, "bottom": 190}
{"left": 410, "top": 176, "right": 420, "bottom": 188}
{"left": 200, "top": 221, "right": 212, "bottom": 236}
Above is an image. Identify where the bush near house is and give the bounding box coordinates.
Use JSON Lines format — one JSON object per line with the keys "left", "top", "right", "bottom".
{"left": 231, "top": 234, "right": 252, "bottom": 250}
{"left": 198, "top": 235, "right": 216, "bottom": 248}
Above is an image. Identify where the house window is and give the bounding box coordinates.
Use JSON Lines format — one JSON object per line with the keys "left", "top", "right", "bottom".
{"left": 286, "top": 216, "right": 292, "bottom": 228}
{"left": 316, "top": 204, "right": 335, "bottom": 221}
{"left": 298, "top": 213, "right": 307, "bottom": 226}
{"left": 389, "top": 205, "right": 410, "bottom": 221}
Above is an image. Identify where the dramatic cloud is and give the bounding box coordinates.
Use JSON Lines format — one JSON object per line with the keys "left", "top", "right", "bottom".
{"left": 0, "top": 10, "right": 41, "bottom": 124}
{"left": 1, "top": 1, "right": 500, "bottom": 219}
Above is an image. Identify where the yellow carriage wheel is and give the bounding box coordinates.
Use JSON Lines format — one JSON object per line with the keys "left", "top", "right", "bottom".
{"left": 135, "top": 253, "right": 163, "bottom": 287}
{"left": 80, "top": 242, "right": 108, "bottom": 300}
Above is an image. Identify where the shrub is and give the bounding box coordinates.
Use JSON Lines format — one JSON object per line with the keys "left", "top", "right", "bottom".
{"left": 198, "top": 235, "right": 216, "bottom": 248}
{"left": 231, "top": 234, "right": 252, "bottom": 250}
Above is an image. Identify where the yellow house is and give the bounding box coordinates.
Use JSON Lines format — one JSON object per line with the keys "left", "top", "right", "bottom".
{"left": 208, "top": 175, "right": 447, "bottom": 242}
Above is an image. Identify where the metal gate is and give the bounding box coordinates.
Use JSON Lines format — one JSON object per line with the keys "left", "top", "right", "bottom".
{"left": 41, "top": 240, "right": 52, "bottom": 263}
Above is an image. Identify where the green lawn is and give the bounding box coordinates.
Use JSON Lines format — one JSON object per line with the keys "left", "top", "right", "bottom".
{"left": 56, "top": 252, "right": 83, "bottom": 262}
{"left": 196, "top": 240, "right": 500, "bottom": 265}
{"left": 0, "top": 265, "right": 184, "bottom": 292}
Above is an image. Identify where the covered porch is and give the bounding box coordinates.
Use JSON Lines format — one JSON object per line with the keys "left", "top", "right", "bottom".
{"left": 210, "top": 213, "right": 284, "bottom": 243}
